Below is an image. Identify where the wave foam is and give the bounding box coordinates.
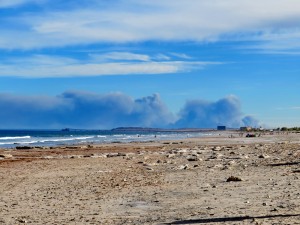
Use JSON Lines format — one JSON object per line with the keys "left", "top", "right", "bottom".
{"left": 0, "top": 136, "right": 31, "bottom": 140}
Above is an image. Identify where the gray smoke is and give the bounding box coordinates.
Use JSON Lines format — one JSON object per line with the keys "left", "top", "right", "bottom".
{"left": 0, "top": 92, "right": 259, "bottom": 129}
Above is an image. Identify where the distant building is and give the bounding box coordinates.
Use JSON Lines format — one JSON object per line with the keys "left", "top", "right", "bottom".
{"left": 240, "top": 126, "right": 252, "bottom": 131}
{"left": 217, "top": 126, "right": 226, "bottom": 131}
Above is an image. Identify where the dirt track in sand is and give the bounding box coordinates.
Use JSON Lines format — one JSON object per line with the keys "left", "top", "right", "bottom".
{"left": 0, "top": 133, "right": 300, "bottom": 224}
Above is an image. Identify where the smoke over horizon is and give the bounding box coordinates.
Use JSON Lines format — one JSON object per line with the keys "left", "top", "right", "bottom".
{"left": 173, "top": 95, "right": 259, "bottom": 129}
{"left": 0, "top": 91, "right": 259, "bottom": 129}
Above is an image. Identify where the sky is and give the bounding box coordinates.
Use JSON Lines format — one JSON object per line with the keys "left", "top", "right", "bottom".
{"left": 0, "top": 0, "right": 300, "bottom": 129}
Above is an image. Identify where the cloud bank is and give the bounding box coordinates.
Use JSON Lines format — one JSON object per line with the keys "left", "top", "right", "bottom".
{"left": 0, "top": 91, "right": 259, "bottom": 129}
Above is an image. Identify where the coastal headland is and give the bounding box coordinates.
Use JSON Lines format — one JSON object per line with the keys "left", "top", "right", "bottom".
{"left": 0, "top": 131, "right": 299, "bottom": 224}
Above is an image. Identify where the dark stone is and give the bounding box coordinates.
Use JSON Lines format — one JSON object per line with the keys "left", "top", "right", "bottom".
{"left": 226, "top": 176, "right": 242, "bottom": 182}
{"left": 16, "top": 146, "right": 33, "bottom": 150}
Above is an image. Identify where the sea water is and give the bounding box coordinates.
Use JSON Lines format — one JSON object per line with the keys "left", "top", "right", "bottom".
{"left": 0, "top": 129, "right": 211, "bottom": 148}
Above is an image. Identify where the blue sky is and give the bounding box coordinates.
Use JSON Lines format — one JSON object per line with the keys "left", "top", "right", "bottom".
{"left": 0, "top": 0, "right": 300, "bottom": 129}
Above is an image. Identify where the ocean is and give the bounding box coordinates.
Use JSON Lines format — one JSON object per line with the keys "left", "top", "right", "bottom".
{"left": 0, "top": 129, "right": 211, "bottom": 148}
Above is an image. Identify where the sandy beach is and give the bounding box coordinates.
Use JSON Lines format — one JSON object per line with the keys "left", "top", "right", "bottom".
{"left": 0, "top": 132, "right": 299, "bottom": 224}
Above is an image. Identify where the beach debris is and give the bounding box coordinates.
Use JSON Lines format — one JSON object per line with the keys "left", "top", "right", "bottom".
{"left": 226, "top": 176, "right": 243, "bottom": 182}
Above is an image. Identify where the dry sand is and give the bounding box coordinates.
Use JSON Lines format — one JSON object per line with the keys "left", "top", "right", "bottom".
{"left": 0, "top": 132, "right": 300, "bottom": 224}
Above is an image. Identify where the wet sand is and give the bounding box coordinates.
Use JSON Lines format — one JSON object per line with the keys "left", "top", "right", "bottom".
{"left": 0, "top": 132, "right": 299, "bottom": 224}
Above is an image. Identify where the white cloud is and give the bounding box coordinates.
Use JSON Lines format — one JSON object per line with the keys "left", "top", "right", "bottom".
{"left": 90, "top": 52, "right": 151, "bottom": 62}
{"left": 153, "top": 54, "right": 171, "bottom": 61}
{"left": 2, "top": 0, "right": 300, "bottom": 50}
{"left": 170, "top": 53, "right": 192, "bottom": 60}
{"left": 0, "top": 53, "right": 219, "bottom": 78}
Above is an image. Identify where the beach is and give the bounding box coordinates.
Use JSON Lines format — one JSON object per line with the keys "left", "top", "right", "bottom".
{"left": 0, "top": 132, "right": 299, "bottom": 224}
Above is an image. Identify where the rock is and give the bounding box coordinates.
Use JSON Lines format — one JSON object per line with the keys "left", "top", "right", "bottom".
{"left": 226, "top": 176, "right": 242, "bottom": 182}
{"left": 212, "top": 146, "right": 222, "bottom": 151}
{"left": 143, "top": 163, "right": 157, "bottom": 167}
{"left": 177, "top": 148, "right": 189, "bottom": 154}
{"left": 106, "top": 153, "right": 119, "bottom": 158}
{"left": 0, "top": 154, "right": 13, "bottom": 159}
{"left": 90, "top": 154, "right": 107, "bottom": 158}
{"left": 186, "top": 155, "right": 201, "bottom": 161}
{"left": 17, "top": 218, "right": 27, "bottom": 223}
{"left": 222, "top": 165, "right": 232, "bottom": 170}
{"left": 69, "top": 155, "right": 83, "bottom": 159}
{"left": 243, "top": 155, "right": 249, "bottom": 159}
{"left": 66, "top": 146, "right": 80, "bottom": 149}
{"left": 16, "top": 146, "right": 33, "bottom": 150}
{"left": 258, "top": 154, "right": 270, "bottom": 159}
{"left": 80, "top": 146, "right": 88, "bottom": 149}
{"left": 227, "top": 160, "right": 236, "bottom": 165}
{"left": 214, "top": 164, "right": 224, "bottom": 169}
{"left": 178, "top": 164, "right": 189, "bottom": 170}
{"left": 167, "top": 154, "right": 176, "bottom": 158}
{"left": 209, "top": 153, "right": 223, "bottom": 160}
